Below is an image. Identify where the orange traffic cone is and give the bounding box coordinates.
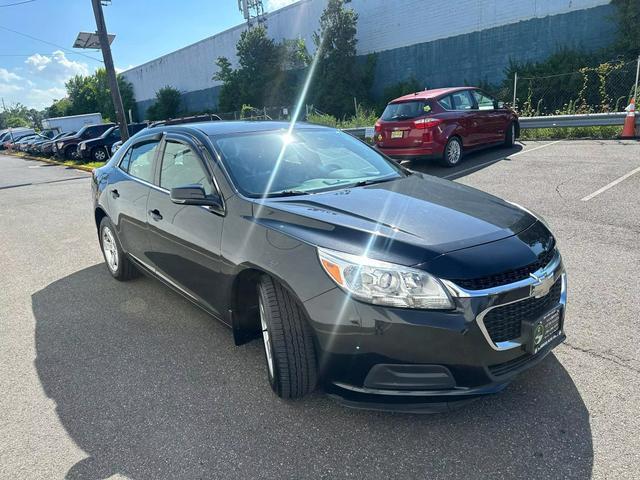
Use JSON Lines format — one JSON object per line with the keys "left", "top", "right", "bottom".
{"left": 620, "top": 99, "right": 637, "bottom": 139}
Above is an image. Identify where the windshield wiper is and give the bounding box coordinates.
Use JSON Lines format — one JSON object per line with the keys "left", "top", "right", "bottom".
{"left": 351, "top": 176, "right": 400, "bottom": 187}
{"left": 263, "top": 190, "right": 310, "bottom": 198}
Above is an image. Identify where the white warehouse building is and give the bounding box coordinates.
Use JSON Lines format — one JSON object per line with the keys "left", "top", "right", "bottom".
{"left": 122, "top": 0, "right": 617, "bottom": 118}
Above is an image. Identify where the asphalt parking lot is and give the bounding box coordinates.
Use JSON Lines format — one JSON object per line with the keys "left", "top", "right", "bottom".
{"left": 1, "top": 139, "right": 639, "bottom": 479}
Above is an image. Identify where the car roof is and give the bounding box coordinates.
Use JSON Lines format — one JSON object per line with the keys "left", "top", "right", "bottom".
{"left": 160, "top": 120, "right": 331, "bottom": 137}
{"left": 390, "top": 86, "right": 477, "bottom": 104}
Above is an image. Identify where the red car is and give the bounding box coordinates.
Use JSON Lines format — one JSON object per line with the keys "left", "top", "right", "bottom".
{"left": 374, "top": 87, "right": 519, "bottom": 166}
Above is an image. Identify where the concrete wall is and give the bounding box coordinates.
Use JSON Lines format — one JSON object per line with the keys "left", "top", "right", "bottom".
{"left": 123, "top": 0, "right": 616, "bottom": 118}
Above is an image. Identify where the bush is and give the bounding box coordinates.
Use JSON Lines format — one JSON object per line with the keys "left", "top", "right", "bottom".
{"left": 307, "top": 108, "right": 378, "bottom": 129}
{"left": 519, "top": 126, "right": 620, "bottom": 140}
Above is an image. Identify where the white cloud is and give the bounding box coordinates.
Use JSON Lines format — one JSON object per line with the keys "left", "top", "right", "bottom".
{"left": 0, "top": 68, "right": 22, "bottom": 82}
{"left": 0, "top": 50, "right": 92, "bottom": 108}
{"left": 25, "top": 53, "right": 51, "bottom": 71}
{"left": 265, "top": 0, "right": 298, "bottom": 11}
{"left": 25, "top": 50, "right": 89, "bottom": 82}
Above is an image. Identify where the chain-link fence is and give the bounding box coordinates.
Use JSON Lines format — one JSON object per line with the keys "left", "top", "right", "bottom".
{"left": 215, "top": 106, "right": 294, "bottom": 121}
{"left": 493, "top": 57, "right": 640, "bottom": 116}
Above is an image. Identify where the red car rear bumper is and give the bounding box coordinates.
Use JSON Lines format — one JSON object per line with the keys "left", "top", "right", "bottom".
{"left": 376, "top": 143, "right": 443, "bottom": 160}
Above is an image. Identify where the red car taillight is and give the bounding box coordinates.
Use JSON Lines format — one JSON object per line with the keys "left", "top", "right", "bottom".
{"left": 374, "top": 122, "right": 382, "bottom": 132}
{"left": 414, "top": 118, "right": 442, "bottom": 129}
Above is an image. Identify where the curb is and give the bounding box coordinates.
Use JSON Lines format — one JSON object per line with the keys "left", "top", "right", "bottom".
{"left": 4, "top": 152, "right": 95, "bottom": 173}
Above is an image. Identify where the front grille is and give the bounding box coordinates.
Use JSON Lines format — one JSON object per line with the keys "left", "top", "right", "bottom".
{"left": 451, "top": 248, "right": 556, "bottom": 290}
{"left": 483, "top": 278, "right": 562, "bottom": 343}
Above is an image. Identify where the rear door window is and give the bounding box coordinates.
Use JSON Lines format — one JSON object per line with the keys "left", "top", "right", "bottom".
{"left": 451, "top": 91, "right": 475, "bottom": 111}
{"left": 381, "top": 101, "right": 431, "bottom": 121}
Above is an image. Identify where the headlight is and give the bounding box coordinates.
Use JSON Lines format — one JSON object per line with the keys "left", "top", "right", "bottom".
{"left": 318, "top": 248, "right": 453, "bottom": 309}
{"left": 80, "top": 143, "right": 86, "bottom": 150}
{"left": 57, "top": 142, "right": 63, "bottom": 149}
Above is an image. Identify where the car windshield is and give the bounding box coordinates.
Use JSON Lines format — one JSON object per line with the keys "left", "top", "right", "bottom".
{"left": 381, "top": 100, "right": 430, "bottom": 121}
{"left": 214, "top": 129, "right": 405, "bottom": 197}
{"left": 99, "top": 127, "right": 116, "bottom": 139}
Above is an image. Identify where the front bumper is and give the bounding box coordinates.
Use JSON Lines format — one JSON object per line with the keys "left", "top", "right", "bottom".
{"left": 304, "top": 251, "right": 567, "bottom": 411}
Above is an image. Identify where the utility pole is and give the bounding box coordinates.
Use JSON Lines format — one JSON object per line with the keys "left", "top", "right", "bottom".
{"left": 90, "top": 0, "right": 129, "bottom": 142}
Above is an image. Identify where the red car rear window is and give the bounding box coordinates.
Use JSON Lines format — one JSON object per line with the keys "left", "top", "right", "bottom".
{"left": 381, "top": 101, "right": 432, "bottom": 121}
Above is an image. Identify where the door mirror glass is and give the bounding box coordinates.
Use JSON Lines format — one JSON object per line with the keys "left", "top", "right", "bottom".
{"left": 170, "top": 184, "right": 222, "bottom": 208}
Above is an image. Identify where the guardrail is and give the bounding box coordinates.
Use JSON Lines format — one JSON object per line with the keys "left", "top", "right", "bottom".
{"left": 343, "top": 112, "right": 638, "bottom": 139}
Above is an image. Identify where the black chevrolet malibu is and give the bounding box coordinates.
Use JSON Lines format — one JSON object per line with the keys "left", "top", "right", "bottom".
{"left": 91, "top": 121, "right": 567, "bottom": 412}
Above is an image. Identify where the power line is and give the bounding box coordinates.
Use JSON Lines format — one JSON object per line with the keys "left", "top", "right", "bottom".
{"left": 0, "top": 52, "right": 96, "bottom": 57}
{"left": 0, "top": 0, "right": 36, "bottom": 7}
{"left": 0, "top": 24, "right": 103, "bottom": 63}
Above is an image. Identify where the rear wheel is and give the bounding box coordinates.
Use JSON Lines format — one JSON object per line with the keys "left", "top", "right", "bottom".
{"left": 504, "top": 122, "right": 516, "bottom": 147}
{"left": 440, "top": 136, "right": 463, "bottom": 167}
{"left": 91, "top": 147, "right": 108, "bottom": 162}
{"left": 64, "top": 145, "right": 77, "bottom": 160}
{"left": 258, "top": 275, "right": 317, "bottom": 399}
{"left": 99, "top": 217, "right": 138, "bottom": 281}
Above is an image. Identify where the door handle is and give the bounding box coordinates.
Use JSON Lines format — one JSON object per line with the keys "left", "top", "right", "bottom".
{"left": 148, "top": 209, "right": 163, "bottom": 221}
{"left": 110, "top": 189, "right": 119, "bottom": 199}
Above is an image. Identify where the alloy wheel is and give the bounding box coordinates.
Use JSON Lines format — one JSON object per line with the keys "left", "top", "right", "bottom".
{"left": 101, "top": 226, "right": 119, "bottom": 273}
{"left": 447, "top": 139, "right": 461, "bottom": 164}
{"left": 94, "top": 148, "right": 107, "bottom": 161}
{"left": 259, "top": 297, "right": 275, "bottom": 378}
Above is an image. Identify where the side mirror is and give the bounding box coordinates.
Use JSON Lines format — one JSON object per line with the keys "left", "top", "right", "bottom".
{"left": 170, "top": 184, "right": 223, "bottom": 209}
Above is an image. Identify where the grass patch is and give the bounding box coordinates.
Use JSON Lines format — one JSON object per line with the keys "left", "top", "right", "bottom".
{"left": 520, "top": 125, "right": 621, "bottom": 140}
{"left": 61, "top": 159, "right": 106, "bottom": 169}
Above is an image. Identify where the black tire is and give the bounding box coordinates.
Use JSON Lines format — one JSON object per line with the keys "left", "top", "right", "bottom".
{"left": 440, "top": 136, "right": 463, "bottom": 167}
{"left": 98, "top": 216, "right": 138, "bottom": 281}
{"left": 504, "top": 122, "right": 516, "bottom": 147}
{"left": 258, "top": 275, "right": 317, "bottom": 399}
{"left": 64, "top": 145, "right": 77, "bottom": 160}
{"left": 91, "top": 147, "right": 108, "bottom": 162}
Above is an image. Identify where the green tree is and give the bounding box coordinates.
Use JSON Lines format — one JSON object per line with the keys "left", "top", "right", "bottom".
{"left": 213, "top": 26, "right": 310, "bottom": 112}
{"left": 146, "top": 86, "right": 182, "bottom": 120}
{"left": 611, "top": 0, "right": 640, "bottom": 57}
{"left": 311, "top": 0, "right": 374, "bottom": 117}
{"left": 378, "top": 77, "right": 421, "bottom": 111}
{"left": 48, "top": 70, "right": 137, "bottom": 122}
{"left": 46, "top": 98, "right": 72, "bottom": 118}
{"left": 0, "top": 103, "right": 32, "bottom": 129}
{"left": 94, "top": 68, "right": 137, "bottom": 122}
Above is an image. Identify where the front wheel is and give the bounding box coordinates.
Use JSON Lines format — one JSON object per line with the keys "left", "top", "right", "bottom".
{"left": 440, "top": 136, "right": 463, "bottom": 167}
{"left": 258, "top": 275, "right": 318, "bottom": 399}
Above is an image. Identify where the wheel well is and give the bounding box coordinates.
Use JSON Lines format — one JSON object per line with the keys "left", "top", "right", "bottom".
{"left": 94, "top": 207, "right": 107, "bottom": 232}
{"left": 231, "top": 268, "right": 263, "bottom": 344}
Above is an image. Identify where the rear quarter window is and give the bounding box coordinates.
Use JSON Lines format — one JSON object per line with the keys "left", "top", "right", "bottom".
{"left": 438, "top": 96, "right": 453, "bottom": 110}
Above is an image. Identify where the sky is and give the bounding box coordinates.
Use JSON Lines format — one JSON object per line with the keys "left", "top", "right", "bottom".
{"left": 0, "top": 0, "right": 297, "bottom": 110}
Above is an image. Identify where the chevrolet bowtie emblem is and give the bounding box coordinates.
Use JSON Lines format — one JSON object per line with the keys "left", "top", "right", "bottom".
{"left": 530, "top": 271, "right": 554, "bottom": 298}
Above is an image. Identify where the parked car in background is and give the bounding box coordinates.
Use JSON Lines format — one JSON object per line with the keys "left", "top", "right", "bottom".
{"left": 12, "top": 134, "right": 39, "bottom": 151}
{"left": 1, "top": 128, "right": 36, "bottom": 149}
{"left": 374, "top": 87, "right": 519, "bottom": 166}
{"left": 91, "top": 121, "right": 566, "bottom": 411}
{"left": 39, "top": 131, "right": 75, "bottom": 156}
{"left": 77, "top": 123, "right": 147, "bottom": 162}
{"left": 54, "top": 123, "right": 115, "bottom": 160}
{"left": 22, "top": 134, "right": 49, "bottom": 153}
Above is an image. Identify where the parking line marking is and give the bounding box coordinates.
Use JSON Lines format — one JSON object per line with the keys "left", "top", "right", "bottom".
{"left": 581, "top": 165, "right": 640, "bottom": 201}
{"left": 444, "top": 140, "right": 563, "bottom": 179}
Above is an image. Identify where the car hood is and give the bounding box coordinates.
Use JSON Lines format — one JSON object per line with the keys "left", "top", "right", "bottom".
{"left": 252, "top": 173, "right": 537, "bottom": 266}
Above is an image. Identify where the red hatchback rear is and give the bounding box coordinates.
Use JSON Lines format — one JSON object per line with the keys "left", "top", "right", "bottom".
{"left": 374, "top": 87, "right": 519, "bottom": 167}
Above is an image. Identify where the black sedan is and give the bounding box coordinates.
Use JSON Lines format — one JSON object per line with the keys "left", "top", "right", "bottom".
{"left": 91, "top": 121, "right": 567, "bottom": 412}
{"left": 77, "top": 123, "right": 148, "bottom": 162}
